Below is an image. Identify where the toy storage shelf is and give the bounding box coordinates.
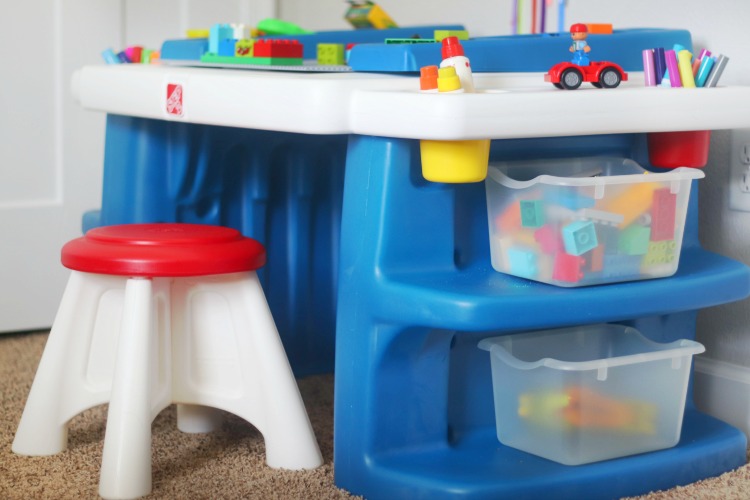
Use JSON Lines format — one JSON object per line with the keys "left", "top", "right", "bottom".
{"left": 73, "top": 63, "right": 750, "bottom": 499}
{"left": 376, "top": 247, "right": 749, "bottom": 332}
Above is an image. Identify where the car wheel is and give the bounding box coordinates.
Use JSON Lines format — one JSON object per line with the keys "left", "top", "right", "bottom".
{"left": 553, "top": 82, "right": 564, "bottom": 89}
{"left": 600, "top": 68, "right": 622, "bottom": 88}
{"left": 561, "top": 68, "right": 583, "bottom": 90}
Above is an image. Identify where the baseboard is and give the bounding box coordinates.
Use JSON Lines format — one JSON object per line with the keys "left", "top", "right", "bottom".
{"left": 694, "top": 356, "right": 750, "bottom": 439}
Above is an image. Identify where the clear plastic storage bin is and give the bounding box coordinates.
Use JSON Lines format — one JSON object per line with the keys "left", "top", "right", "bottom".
{"left": 477, "top": 324, "right": 705, "bottom": 465}
{"left": 484, "top": 157, "right": 704, "bottom": 286}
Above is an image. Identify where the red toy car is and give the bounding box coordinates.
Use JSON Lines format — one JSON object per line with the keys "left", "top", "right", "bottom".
{"left": 545, "top": 61, "right": 628, "bottom": 90}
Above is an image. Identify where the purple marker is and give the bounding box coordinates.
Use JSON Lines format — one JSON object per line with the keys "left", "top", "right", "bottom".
{"left": 665, "top": 49, "right": 682, "bottom": 87}
{"left": 653, "top": 47, "right": 666, "bottom": 85}
{"left": 642, "top": 49, "right": 656, "bottom": 86}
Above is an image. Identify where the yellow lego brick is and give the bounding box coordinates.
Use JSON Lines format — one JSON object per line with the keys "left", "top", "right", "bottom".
{"left": 434, "top": 30, "right": 469, "bottom": 42}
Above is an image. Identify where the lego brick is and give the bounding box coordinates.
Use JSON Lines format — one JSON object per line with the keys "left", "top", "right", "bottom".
{"left": 618, "top": 224, "right": 652, "bottom": 255}
{"left": 534, "top": 224, "right": 563, "bottom": 255}
{"left": 209, "top": 23, "right": 234, "bottom": 54}
{"left": 236, "top": 39, "right": 255, "bottom": 58}
{"left": 562, "top": 220, "right": 598, "bottom": 256}
{"left": 651, "top": 188, "right": 677, "bottom": 241}
{"left": 317, "top": 43, "right": 346, "bottom": 65}
{"left": 547, "top": 187, "right": 595, "bottom": 210}
{"left": 253, "top": 39, "right": 304, "bottom": 59}
{"left": 218, "top": 38, "right": 237, "bottom": 57}
{"left": 384, "top": 38, "right": 437, "bottom": 44}
{"left": 200, "top": 54, "right": 303, "bottom": 66}
{"left": 520, "top": 200, "right": 545, "bottom": 228}
{"left": 434, "top": 30, "right": 469, "bottom": 42}
{"left": 643, "top": 240, "right": 677, "bottom": 266}
{"left": 345, "top": 2, "right": 398, "bottom": 30}
{"left": 603, "top": 254, "right": 642, "bottom": 278}
{"left": 588, "top": 244, "right": 605, "bottom": 273}
{"left": 552, "top": 253, "right": 585, "bottom": 283}
{"left": 506, "top": 247, "right": 538, "bottom": 279}
{"left": 494, "top": 202, "right": 521, "bottom": 233}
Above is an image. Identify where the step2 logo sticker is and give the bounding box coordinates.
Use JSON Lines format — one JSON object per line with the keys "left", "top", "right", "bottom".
{"left": 166, "top": 83, "right": 183, "bottom": 117}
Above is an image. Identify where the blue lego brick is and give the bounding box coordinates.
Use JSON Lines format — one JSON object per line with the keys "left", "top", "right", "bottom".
{"left": 218, "top": 38, "right": 238, "bottom": 57}
{"left": 161, "top": 38, "right": 210, "bottom": 61}
{"left": 562, "top": 220, "right": 598, "bottom": 256}
{"left": 506, "top": 247, "right": 538, "bottom": 278}
{"left": 547, "top": 187, "right": 595, "bottom": 210}
{"left": 603, "top": 254, "right": 642, "bottom": 278}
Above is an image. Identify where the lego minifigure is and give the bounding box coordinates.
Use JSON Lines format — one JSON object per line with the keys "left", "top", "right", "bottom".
{"left": 569, "top": 23, "right": 591, "bottom": 66}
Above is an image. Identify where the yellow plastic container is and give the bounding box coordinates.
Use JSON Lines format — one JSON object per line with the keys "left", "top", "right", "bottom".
{"left": 420, "top": 139, "right": 491, "bottom": 183}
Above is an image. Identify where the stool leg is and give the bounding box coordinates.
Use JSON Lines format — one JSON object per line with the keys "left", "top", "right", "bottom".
{"left": 99, "top": 278, "right": 154, "bottom": 500}
{"left": 176, "top": 404, "right": 223, "bottom": 433}
{"left": 229, "top": 273, "right": 322, "bottom": 470}
{"left": 171, "top": 273, "right": 322, "bottom": 470}
{"left": 13, "top": 272, "right": 122, "bottom": 456}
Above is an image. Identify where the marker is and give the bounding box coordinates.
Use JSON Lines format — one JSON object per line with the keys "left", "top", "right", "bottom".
{"left": 653, "top": 48, "right": 666, "bottom": 85}
{"left": 677, "top": 50, "right": 696, "bottom": 88}
{"left": 705, "top": 54, "right": 729, "bottom": 87}
{"left": 665, "top": 50, "right": 682, "bottom": 87}
{"left": 693, "top": 49, "right": 710, "bottom": 76}
{"left": 695, "top": 55, "right": 715, "bottom": 87}
{"left": 642, "top": 49, "right": 656, "bottom": 86}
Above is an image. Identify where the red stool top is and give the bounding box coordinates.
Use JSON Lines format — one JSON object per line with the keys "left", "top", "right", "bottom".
{"left": 62, "top": 224, "right": 266, "bottom": 277}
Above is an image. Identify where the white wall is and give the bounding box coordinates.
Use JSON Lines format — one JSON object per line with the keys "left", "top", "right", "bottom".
{"left": 280, "top": 0, "right": 750, "bottom": 367}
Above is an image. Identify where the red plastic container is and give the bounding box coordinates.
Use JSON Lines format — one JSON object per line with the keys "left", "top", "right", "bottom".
{"left": 647, "top": 130, "right": 711, "bottom": 169}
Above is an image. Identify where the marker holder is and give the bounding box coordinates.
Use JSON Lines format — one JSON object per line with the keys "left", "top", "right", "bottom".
{"left": 647, "top": 130, "right": 711, "bottom": 169}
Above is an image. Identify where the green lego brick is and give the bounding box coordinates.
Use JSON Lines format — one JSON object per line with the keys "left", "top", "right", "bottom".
{"left": 434, "top": 30, "right": 469, "bottom": 41}
{"left": 519, "top": 200, "right": 545, "bottom": 228}
{"left": 200, "top": 54, "right": 303, "bottom": 66}
{"left": 384, "top": 38, "right": 437, "bottom": 44}
{"left": 618, "top": 224, "right": 651, "bottom": 255}
{"left": 643, "top": 240, "right": 677, "bottom": 266}
{"left": 317, "top": 43, "right": 346, "bottom": 65}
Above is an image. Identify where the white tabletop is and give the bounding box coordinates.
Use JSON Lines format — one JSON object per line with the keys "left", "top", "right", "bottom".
{"left": 72, "top": 64, "right": 750, "bottom": 140}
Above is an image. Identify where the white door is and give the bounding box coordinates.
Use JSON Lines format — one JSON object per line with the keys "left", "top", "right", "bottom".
{"left": 0, "top": 0, "right": 277, "bottom": 333}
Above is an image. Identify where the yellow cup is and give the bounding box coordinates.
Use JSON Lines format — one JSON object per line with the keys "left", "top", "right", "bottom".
{"left": 420, "top": 139, "right": 491, "bottom": 183}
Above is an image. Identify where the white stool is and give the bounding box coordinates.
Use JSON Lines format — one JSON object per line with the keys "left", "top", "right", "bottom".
{"left": 13, "top": 224, "right": 322, "bottom": 499}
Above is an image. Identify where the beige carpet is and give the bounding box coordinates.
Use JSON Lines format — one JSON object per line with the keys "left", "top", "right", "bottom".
{"left": 2, "top": 331, "right": 749, "bottom": 499}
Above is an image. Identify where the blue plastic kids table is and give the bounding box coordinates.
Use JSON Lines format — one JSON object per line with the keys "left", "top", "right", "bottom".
{"left": 73, "top": 28, "right": 750, "bottom": 499}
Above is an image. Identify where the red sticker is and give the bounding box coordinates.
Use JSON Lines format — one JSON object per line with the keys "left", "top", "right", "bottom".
{"left": 166, "top": 83, "right": 183, "bottom": 116}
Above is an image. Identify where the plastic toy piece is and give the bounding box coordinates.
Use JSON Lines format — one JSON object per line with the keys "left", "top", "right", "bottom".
{"left": 603, "top": 254, "right": 642, "bottom": 278}
{"left": 696, "top": 55, "right": 716, "bottom": 87}
{"left": 496, "top": 202, "right": 522, "bottom": 233}
{"left": 705, "top": 54, "right": 729, "bottom": 88}
{"left": 618, "top": 224, "right": 652, "bottom": 255}
{"left": 102, "top": 48, "right": 120, "bottom": 65}
{"left": 588, "top": 244, "right": 605, "bottom": 272}
{"left": 586, "top": 23, "right": 613, "bottom": 35}
{"left": 257, "top": 18, "right": 313, "bottom": 36}
{"left": 436, "top": 66, "right": 462, "bottom": 93}
{"left": 236, "top": 39, "right": 254, "bottom": 57}
{"left": 200, "top": 54, "right": 303, "bottom": 66}
{"left": 433, "top": 30, "right": 469, "bottom": 42}
{"left": 651, "top": 188, "right": 677, "bottom": 241}
{"left": 654, "top": 47, "right": 667, "bottom": 85}
{"left": 520, "top": 200, "right": 545, "bottom": 228}
{"left": 253, "top": 39, "right": 304, "bottom": 59}
{"left": 439, "top": 37, "right": 475, "bottom": 93}
{"left": 317, "top": 43, "right": 346, "bottom": 65}
{"left": 385, "top": 38, "right": 436, "bottom": 45}
{"left": 547, "top": 188, "right": 595, "bottom": 210}
{"left": 644, "top": 240, "right": 677, "bottom": 267}
{"left": 562, "top": 220, "right": 598, "bottom": 256}
{"left": 545, "top": 60, "right": 628, "bottom": 90}
{"left": 569, "top": 23, "right": 592, "bottom": 66}
{"left": 664, "top": 49, "right": 682, "bottom": 87}
{"left": 601, "top": 181, "right": 656, "bottom": 228}
{"left": 186, "top": 29, "right": 209, "bottom": 39}
{"left": 124, "top": 46, "right": 143, "bottom": 65}
{"left": 419, "top": 138, "right": 490, "bottom": 183}
{"left": 344, "top": 1, "right": 397, "bottom": 30}
{"left": 507, "top": 247, "right": 538, "bottom": 279}
{"left": 419, "top": 65, "right": 438, "bottom": 92}
{"left": 578, "top": 208, "right": 624, "bottom": 226}
{"left": 534, "top": 224, "right": 563, "bottom": 255}
{"left": 218, "top": 38, "right": 237, "bottom": 57}
{"left": 209, "top": 24, "right": 234, "bottom": 55}
{"left": 552, "top": 252, "right": 585, "bottom": 283}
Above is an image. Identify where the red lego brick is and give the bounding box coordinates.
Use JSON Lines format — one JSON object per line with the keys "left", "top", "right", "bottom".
{"left": 534, "top": 224, "right": 563, "bottom": 255}
{"left": 253, "top": 39, "right": 304, "bottom": 59}
{"left": 552, "top": 252, "right": 585, "bottom": 283}
{"left": 651, "top": 188, "right": 677, "bottom": 241}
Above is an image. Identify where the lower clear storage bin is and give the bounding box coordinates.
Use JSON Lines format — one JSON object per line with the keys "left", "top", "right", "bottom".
{"left": 484, "top": 157, "right": 704, "bottom": 287}
{"left": 477, "top": 324, "right": 705, "bottom": 465}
